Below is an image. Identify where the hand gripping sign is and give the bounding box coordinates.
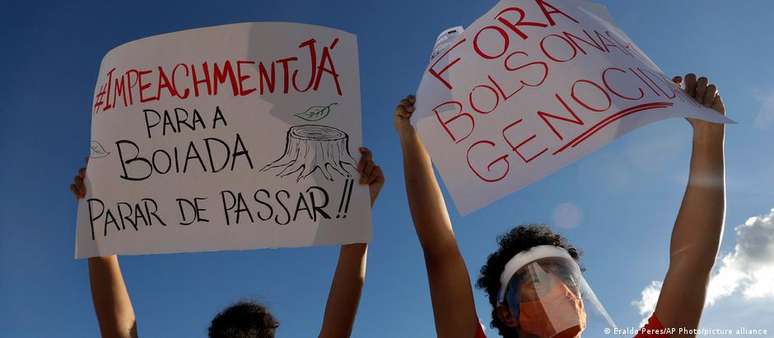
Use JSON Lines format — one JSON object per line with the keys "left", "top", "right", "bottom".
{"left": 414, "top": 0, "right": 732, "bottom": 215}
{"left": 76, "top": 22, "right": 370, "bottom": 258}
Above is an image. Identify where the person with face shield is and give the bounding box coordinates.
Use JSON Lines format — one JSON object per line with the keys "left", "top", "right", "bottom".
{"left": 496, "top": 245, "right": 603, "bottom": 338}
{"left": 393, "top": 71, "right": 726, "bottom": 338}
{"left": 482, "top": 232, "right": 616, "bottom": 338}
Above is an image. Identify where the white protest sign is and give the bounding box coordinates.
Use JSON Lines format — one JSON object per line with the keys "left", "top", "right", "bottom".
{"left": 414, "top": 0, "right": 732, "bottom": 215}
{"left": 76, "top": 22, "right": 370, "bottom": 258}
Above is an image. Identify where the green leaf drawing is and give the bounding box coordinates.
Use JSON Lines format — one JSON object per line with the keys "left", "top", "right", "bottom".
{"left": 90, "top": 140, "right": 110, "bottom": 159}
{"left": 294, "top": 102, "right": 337, "bottom": 121}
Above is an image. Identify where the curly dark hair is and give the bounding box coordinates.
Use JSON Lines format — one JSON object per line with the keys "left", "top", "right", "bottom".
{"left": 475, "top": 224, "right": 582, "bottom": 338}
{"left": 208, "top": 301, "right": 279, "bottom": 338}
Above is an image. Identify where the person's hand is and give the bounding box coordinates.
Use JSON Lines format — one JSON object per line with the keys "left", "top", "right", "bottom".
{"left": 356, "top": 147, "right": 384, "bottom": 206}
{"left": 673, "top": 74, "right": 726, "bottom": 145}
{"left": 71, "top": 160, "right": 117, "bottom": 261}
{"left": 70, "top": 161, "right": 87, "bottom": 199}
{"left": 394, "top": 95, "right": 416, "bottom": 138}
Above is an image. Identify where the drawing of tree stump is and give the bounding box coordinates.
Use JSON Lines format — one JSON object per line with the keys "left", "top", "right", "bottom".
{"left": 261, "top": 124, "right": 356, "bottom": 182}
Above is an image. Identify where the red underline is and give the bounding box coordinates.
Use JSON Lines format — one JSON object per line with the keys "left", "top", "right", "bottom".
{"left": 552, "top": 102, "right": 674, "bottom": 155}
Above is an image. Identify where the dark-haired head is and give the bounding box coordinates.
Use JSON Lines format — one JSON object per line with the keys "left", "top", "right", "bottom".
{"left": 209, "top": 301, "right": 279, "bottom": 338}
{"left": 476, "top": 224, "right": 581, "bottom": 338}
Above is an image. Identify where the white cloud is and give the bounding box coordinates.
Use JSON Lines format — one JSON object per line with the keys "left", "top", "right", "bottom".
{"left": 708, "top": 208, "right": 774, "bottom": 303}
{"left": 632, "top": 281, "right": 662, "bottom": 316}
{"left": 632, "top": 208, "right": 774, "bottom": 316}
{"left": 754, "top": 89, "right": 774, "bottom": 129}
{"left": 696, "top": 297, "right": 774, "bottom": 336}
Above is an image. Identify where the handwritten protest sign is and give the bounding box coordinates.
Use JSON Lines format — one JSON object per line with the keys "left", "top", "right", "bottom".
{"left": 414, "top": 0, "right": 733, "bottom": 215}
{"left": 76, "top": 23, "right": 370, "bottom": 258}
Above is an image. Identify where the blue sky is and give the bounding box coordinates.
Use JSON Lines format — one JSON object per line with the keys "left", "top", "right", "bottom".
{"left": 2, "top": 1, "right": 774, "bottom": 337}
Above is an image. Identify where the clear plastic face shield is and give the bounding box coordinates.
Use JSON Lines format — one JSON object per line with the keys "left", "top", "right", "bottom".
{"left": 497, "top": 246, "right": 617, "bottom": 338}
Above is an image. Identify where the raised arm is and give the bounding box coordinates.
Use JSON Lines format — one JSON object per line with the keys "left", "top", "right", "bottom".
{"left": 654, "top": 74, "right": 726, "bottom": 337}
{"left": 71, "top": 166, "right": 138, "bottom": 338}
{"left": 394, "top": 96, "right": 478, "bottom": 338}
{"left": 318, "top": 147, "right": 383, "bottom": 338}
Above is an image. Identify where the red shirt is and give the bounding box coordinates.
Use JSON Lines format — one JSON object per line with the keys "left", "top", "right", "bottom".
{"left": 634, "top": 315, "right": 670, "bottom": 338}
{"left": 474, "top": 315, "right": 669, "bottom": 338}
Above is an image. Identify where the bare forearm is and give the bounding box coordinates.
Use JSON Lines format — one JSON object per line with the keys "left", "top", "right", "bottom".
{"left": 399, "top": 129, "right": 477, "bottom": 338}
{"left": 654, "top": 74, "right": 728, "bottom": 337}
{"left": 398, "top": 129, "right": 457, "bottom": 259}
{"left": 319, "top": 243, "right": 367, "bottom": 338}
{"left": 671, "top": 137, "right": 725, "bottom": 270}
{"left": 656, "top": 137, "right": 725, "bottom": 334}
{"left": 393, "top": 96, "right": 477, "bottom": 338}
{"left": 88, "top": 255, "right": 137, "bottom": 338}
